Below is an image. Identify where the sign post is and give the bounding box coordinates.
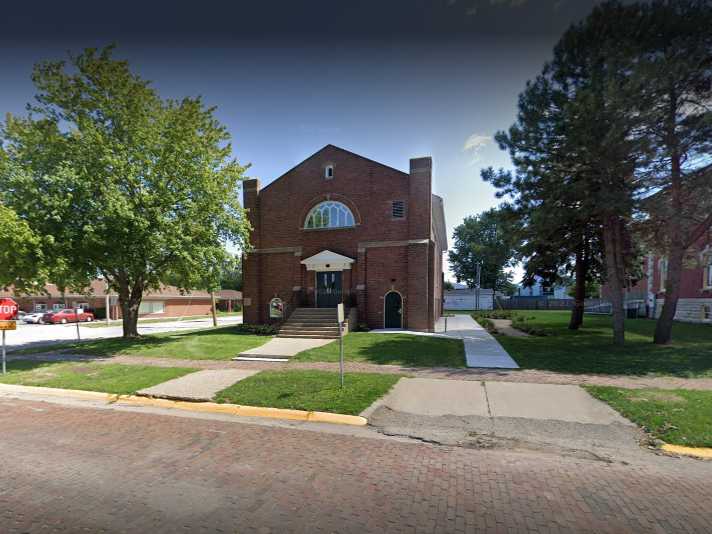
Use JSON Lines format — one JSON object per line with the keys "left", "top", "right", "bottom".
{"left": 337, "top": 303, "right": 345, "bottom": 388}
{"left": 75, "top": 308, "right": 83, "bottom": 341}
{"left": 0, "top": 298, "right": 18, "bottom": 375}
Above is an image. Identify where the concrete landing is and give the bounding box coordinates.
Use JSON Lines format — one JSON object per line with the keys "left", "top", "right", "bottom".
{"left": 236, "top": 337, "right": 335, "bottom": 359}
{"left": 137, "top": 369, "right": 258, "bottom": 401}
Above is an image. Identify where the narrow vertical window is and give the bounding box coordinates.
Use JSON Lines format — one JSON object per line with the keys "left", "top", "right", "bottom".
{"left": 324, "top": 165, "right": 334, "bottom": 179}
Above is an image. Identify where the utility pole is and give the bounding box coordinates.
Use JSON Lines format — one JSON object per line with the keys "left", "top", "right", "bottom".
{"left": 210, "top": 291, "right": 218, "bottom": 327}
{"left": 105, "top": 279, "right": 111, "bottom": 326}
{"left": 475, "top": 262, "right": 482, "bottom": 311}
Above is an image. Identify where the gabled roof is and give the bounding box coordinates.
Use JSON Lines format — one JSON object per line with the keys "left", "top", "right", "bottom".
{"left": 300, "top": 250, "right": 355, "bottom": 265}
{"left": 258, "top": 144, "right": 409, "bottom": 194}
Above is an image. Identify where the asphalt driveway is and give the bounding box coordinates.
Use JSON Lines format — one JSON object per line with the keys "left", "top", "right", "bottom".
{"left": 5, "top": 315, "right": 243, "bottom": 352}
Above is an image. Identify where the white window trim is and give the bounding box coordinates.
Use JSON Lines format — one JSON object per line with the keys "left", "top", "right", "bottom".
{"left": 324, "top": 165, "right": 334, "bottom": 179}
{"left": 659, "top": 258, "right": 668, "bottom": 292}
{"left": 304, "top": 201, "right": 356, "bottom": 230}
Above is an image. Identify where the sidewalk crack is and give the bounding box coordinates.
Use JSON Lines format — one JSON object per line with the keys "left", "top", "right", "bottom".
{"left": 481, "top": 380, "right": 493, "bottom": 418}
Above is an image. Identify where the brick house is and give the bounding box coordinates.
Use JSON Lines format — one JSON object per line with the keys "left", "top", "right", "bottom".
{"left": 620, "top": 235, "right": 712, "bottom": 323}
{"left": 242, "top": 145, "right": 447, "bottom": 331}
{"left": 1, "top": 280, "right": 215, "bottom": 319}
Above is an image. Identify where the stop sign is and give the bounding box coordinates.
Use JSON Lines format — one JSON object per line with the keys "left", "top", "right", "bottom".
{"left": 0, "top": 298, "right": 18, "bottom": 320}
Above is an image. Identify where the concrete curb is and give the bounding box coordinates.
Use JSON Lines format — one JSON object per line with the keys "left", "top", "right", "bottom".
{"left": 0, "top": 383, "right": 367, "bottom": 427}
{"left": 661, "top": 443, "right": 712, "bottom": 460}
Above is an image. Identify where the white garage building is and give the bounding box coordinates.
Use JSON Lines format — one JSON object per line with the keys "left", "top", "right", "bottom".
{"left": 443, "top": 288, "right": 494, "bottom": 311}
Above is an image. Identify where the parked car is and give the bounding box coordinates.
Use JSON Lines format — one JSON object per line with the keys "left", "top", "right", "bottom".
{"left": 42, "top": 309, "right": 95, "bottom": 324}
{"left": 23, "top": 312, "right": 46, "bottom": 324}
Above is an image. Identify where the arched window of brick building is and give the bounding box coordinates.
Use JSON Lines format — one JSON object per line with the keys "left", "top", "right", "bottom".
{"left": 304, "top": 201, "right": 355, "bottom": 229}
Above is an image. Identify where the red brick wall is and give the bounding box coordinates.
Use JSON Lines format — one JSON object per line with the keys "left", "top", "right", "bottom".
{"left": 243, "top": 145, "right": 441, "bottom": 330}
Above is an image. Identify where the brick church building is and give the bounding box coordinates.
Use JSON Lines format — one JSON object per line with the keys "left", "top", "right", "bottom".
{"left": 242, "top": 145, "right": 447, "bottom": 331}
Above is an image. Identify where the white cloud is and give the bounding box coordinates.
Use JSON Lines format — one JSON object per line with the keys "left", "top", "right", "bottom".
{"left": 462, "top": 133, "right": 492, "bottom": 164}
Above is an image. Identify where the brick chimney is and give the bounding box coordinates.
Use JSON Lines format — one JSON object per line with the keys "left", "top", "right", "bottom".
{"left": 408, "top": 157, "right": 432, "bottom": 241}
{"left": 242, "top": 178, "right": 261, "bottom": 323}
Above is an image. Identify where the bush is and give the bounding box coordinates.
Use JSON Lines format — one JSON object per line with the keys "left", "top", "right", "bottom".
{"left": 511, "top": 315, "right": 547, "bottom": 336}
{"left": 233, "top": 323, "right": 277, "bottom": 336}
{"left": 472, "top": 309, "right": 513, "bottom": 320}
{"left": 476, "top": 317, "right": 497, "bottom": 334}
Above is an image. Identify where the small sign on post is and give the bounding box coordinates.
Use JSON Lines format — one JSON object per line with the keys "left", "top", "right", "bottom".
{"left": 0, "top": 321, "right": 16, "bottom": 376}
{"left": 337, "top": 303, "right": 345, "bottom": 388}
{"left": 0, "top": 299, "right": 18, "bottom": 376}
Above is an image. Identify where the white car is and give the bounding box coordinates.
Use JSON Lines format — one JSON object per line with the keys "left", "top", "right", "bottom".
{"left": 23, "top": 312, "right": 45, "bottom": 324}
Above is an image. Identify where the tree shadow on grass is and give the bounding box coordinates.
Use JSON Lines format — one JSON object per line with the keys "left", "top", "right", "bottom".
{"left": 498, "top": 325, "right": 712, "bottom": 377}
{"left": 343, "top": 336, "right": 466, "bottom": 368}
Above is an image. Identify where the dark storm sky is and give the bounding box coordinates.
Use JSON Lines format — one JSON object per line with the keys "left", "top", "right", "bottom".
{"left": 1, "top": 0, "right": 603, "bottom": 280}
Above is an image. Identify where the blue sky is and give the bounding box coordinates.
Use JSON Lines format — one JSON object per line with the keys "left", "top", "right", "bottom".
{"left": 1, "top": 0, "right": 602, "bottom": 283}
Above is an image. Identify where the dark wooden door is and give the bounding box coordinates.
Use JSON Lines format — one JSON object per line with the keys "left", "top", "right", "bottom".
{"left": 316, "top": 271, "right": 342, "bottom": 308}
{"left": 384, "top": 291, "right": 402, "bottom": 328}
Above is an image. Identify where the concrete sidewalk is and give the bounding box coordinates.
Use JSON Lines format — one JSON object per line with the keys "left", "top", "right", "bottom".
{"left": 371, "top": 314, "right": 519, "bottom": 369}
{"left": 235, "top": 337, "right": 334, "bottom": 361}
{"left": 438, "top": 314, "right": 519, "bottom": 369}
{"left": 366, "top": 377, "right": 638, "bottom": 459}
{"left": 370, "top": 377, "right": 629, "bottom": 424}
{"left": 137, "top": 369, "right": 258, "bottom": 401}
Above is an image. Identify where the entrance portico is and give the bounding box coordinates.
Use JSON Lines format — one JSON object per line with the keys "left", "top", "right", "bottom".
{"left": 301, "top": 250, "right": 355, "bottom": 308}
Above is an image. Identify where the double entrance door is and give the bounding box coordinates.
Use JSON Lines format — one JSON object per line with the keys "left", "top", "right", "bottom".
{"left": 315, "top": 271, "right": 342, "bottom": 308}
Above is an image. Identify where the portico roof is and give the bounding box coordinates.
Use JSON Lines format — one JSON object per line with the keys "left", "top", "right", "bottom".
{"left": 300, "top": 250, "right": 355, "bottom": 271}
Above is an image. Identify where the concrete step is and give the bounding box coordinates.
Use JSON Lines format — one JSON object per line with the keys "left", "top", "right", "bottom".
{"left": 290, "top": 313, "right": 338, "bottom": 319}
{"left": 294, "top": 308, "right": 336, "bottom": 315}
{"left": 279, "top": 329, "right": 340, "bottom": 336}
{"left": 282, "top": 321, "right": 339, "bottom": 330}
{"left": 277, "top": 333, "right": 339, "bottom": 339}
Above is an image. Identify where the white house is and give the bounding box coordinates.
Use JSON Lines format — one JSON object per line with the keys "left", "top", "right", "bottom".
{"left": 516, "top": 277, "right": 572, "bottom": 299}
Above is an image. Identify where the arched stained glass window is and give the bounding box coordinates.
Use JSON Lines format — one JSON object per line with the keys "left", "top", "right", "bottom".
{"left": 304, "top": 201, "right": 355, "bottom": 229}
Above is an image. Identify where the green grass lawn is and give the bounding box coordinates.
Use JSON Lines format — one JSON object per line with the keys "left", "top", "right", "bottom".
{"left": 489, "top": 311, "right": 712, "bottom": 377}
{"left": 0, "top": 360, "right": 195, "bottom": 395}
{"left": 16, "top": 325, "right": 271, "bottom": 360}
{"left": 586, "top": 386, "right": 712, "bottom": 447}
{"left": 214, "top": 370, "right": 400, "bottom": 415}
{"left": 85, "top": 311, "right": 242, "bottom": 328}
{"left": 293, "top": 332, "right": 466, "bottom": 368}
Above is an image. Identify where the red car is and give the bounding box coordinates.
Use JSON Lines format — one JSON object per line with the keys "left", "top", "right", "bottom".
{"left": 42, "top": 309, "right": 95, "bottom": 324}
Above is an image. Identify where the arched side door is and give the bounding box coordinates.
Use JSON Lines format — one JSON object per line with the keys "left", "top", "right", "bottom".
{"left": 384, "top": 291, "right": 403, "bottom": 329}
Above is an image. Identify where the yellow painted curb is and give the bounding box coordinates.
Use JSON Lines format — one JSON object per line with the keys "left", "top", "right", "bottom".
{"left": 0, "top": 383, "right": 367, "bottom": 426}
{"left": 661, "top": 444, "right": 712, "bottom": 460}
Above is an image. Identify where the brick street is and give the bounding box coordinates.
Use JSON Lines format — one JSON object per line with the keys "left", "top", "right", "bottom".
{"left": 1, "top": 399, "right": 711, "bottom": 533}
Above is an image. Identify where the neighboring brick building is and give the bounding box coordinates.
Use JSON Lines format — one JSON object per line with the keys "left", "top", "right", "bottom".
{"left": 617, "top": 236, "right": 712, "bottom": 324}
{"left": 242, "top": 145, "right": 447, "bottom": 331}
{"left": 1, "top": 280, "right": 214, "bottom": 319}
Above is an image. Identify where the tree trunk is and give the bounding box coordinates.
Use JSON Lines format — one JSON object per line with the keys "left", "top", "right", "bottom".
{"left": 654, "top": 85, "right": 684, "bottom": 345}
{"left": 568, "top": 245, "right": 586, "bottom": 330}
{"left": 654, "top": 243, "right": 684, "bottom": 345}
{"left": 117, "top": 280, "right": 143, "bottom": 338}
{"left": 603, "top": 215, "right": 626, "bottom": 345}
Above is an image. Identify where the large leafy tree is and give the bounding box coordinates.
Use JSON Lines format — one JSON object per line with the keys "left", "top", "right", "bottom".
{"left": 0, "top": 202, "right": 46, "bottom": 292}
{"left": 631, "top": 0, "right": 712, "bottom": 344}
{"left": 486, "top": 1, "right": 648, "bottom": 344}
{"left": 219, "top": 254, "right": 243, "bottom": 291}
{"left": 1, "top": 47, "right": 250, "bottom": 337}
{"left": 449, "top": 207, "right": 518, "bottom": 292}
{"left": 483, "top": 75, "right": 606, "bottom": 331}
